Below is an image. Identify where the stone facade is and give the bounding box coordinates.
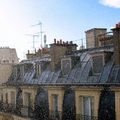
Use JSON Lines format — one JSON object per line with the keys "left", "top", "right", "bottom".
{"left": 0, "top": 47, "right": 18, "bottom": 84}
{"left": 0, "top": 23, "right": 120, "bottom": 120}
{"left": 86, "top": 28, "right": 107, "bottom": 48}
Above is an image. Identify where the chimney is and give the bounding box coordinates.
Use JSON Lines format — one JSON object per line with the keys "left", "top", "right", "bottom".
{"left": 70, "top": 41, "right": 73, "bottom": 45}
{"left": 28, "top": 50, "right": 30, "bottom": 54}
{"left": 66, "top": 41, "right": 68, "bottom": 44}
{"left": 112, "top": 22, "right": 120, "bottom": 65}
{"left": 60, "top": 39, "right": 62, "bottom": 44}
{"left": 54, "top": 38, "right": 56, "bottom": 44}
{"left": 57, "top": 41, "right": 59, "bottom": 44}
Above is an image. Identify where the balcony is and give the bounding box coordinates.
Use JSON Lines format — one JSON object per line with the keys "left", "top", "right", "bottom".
{"left": 49, "top": 111, "right": 62, "bottom": 120}
{"left": 0, "top": 102, "right": 33, "bottom": 118}
{"left": 76, "top": 114, "right": 98, "bottom": 120}
{"left": 0, "top": 102, "right": 98, "bottom": 120}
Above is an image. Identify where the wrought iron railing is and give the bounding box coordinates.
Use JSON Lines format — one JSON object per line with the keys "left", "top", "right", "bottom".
{"left": 0, "top": 102, "right": 98, "bottom": 120}
{"left": 49, "top": 110, "right": 62, "bottom": 120}
{"left": 49, "top": 111, "right": 98, "bottom": 120}
{"left": 0, "top": 102, "right": 34, "bottom": 118}
{"left": 76, "top": 114, "right": 98, "bottom": 120}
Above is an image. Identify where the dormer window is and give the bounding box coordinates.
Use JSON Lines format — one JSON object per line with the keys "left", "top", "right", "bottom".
{"left": 61, "top": 56, "right": 80, "bottom": 75}
{"left": 90, "top": 51, "right": 106, "bottom": 75}
{"left": 92, "top": 55, "right": 103, "bottom": 74}
{"left": 35, "top": 63, "right": 41, "bottom": 77}
{"left": 61, "top": 57, "right": 71, "bottom": 75}
{"left": 33, "top": 63, "right": 41, "bottom": 78}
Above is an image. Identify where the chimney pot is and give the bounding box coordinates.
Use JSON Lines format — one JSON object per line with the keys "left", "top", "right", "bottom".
{"left": 28, "top": 50, "right": 30, "bottom": 54}
{"left": 60, "top": 39, "right": 62, "bottom": 44}
{"left": 54, "top": 39, "right": 56, "bottom": 44}
{"left": 116, "top": 24, "right": 118, "bottom": 28}
{"left": 70, "top": 41, "right": 73, "bottom": 45}
{"left": 118, "top": 23, "right": 120, "bottom": 28}
{"left": 57, "top": 41, "right": 59, "bottom": 44}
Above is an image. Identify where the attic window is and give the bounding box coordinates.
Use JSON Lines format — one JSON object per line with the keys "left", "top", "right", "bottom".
{"left": 35, "top": 64, "right": 41, "bottom": 77}
{"left": 61, "top": 58, "right": 71, "bottom": 75}
{"left": 92, "top": 55, "right": 103, "bottom": 74}
{"left": 33, "top": 63, "right": 41, "bottom": 78}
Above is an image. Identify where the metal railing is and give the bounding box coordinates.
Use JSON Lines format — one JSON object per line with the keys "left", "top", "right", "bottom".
{"left": 0, "top": 102, "right": 34, "bottom": 118}
{"left": 0, "top": 102, "right": 98, "bottom": 120}
{"left": 76, "top": 114, "right": 98, "bottom": 120}
{"left": 49, "top": 111, "right": 62, "bottom": 120}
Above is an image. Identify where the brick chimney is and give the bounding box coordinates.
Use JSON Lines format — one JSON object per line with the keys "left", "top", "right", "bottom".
{"left": 50, "top": 39, "right": 77, "bottom": 71}
{"left": 112, "top": 23, "right": 120, "bottom": 65}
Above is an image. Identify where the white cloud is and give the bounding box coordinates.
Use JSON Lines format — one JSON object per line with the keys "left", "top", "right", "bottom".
{"left": 99, "top": 0, "right": 120, "bottom": 8}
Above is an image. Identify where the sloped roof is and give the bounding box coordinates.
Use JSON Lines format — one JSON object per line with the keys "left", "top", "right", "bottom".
{"left": 6, "top": 46, "right": 120, "bottom": 86}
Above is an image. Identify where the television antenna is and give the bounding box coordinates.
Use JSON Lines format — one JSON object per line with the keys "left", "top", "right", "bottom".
{"left": 25, "top": 34, "right": 39, "bottom": 50}
{"left": 32, "top": 22, "right": 44, "bottom": 48}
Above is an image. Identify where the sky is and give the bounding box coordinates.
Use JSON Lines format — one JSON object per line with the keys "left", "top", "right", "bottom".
{"left": 0, "top": 0, "right": 120, "bottom": 60}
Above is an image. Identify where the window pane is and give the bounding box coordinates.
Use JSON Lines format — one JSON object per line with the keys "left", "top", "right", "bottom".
{"left": 84, "top": 97, "right": 91, "bottom": 116}
{"left": 93, "top": 56, "right": 103, "bottom": 74}
{"left": 80, "top": 96, "right": 94, "bottom": 119}
{"left": 53, "top": 95, "right": 58, "bottom": 112}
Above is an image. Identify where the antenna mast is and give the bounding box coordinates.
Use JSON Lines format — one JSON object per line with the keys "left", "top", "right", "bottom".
{"left": 25, "top": 34, "right": 39, "bottom": 51}
{"left": 32, "top": 22, "right": 44, "bottom": 48}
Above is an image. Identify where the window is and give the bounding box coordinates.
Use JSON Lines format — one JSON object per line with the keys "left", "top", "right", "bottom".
{"left": 33, "top": 64, "right": 41, "bottom": 78}
{"left": 20, "top": 65, "right": 24, "bottom": 78}
{"left": 61, "top": 58, "right": 71, "bottom": 75}
{"left": 92, "top": 55, "right": 103, "bottom": 74}
{"left": 6, "top": 93, "right": 8, "bottom": 103}
{"left": 51, "top": 94, "right": 60, "bottom": 119}
{"left": 0, "top": 94, "right": 3, "bottom": 102}
{"left": 79, "top": 96, "right": 94, "bottom": 119}
{"left": 24, "top": 93, "right": 33, "bottom": 107}
{"left": 11, "top": 91, "right": 15, "bottom": 105}
{"left": 52, "top": 95, "right": 58, "bottom": 112}
{"left": 36, "top": 64, "right": 41, "bottom": 77}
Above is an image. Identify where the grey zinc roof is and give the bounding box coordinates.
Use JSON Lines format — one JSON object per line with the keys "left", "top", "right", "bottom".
{"left": 7, "top": 46, "right": 120, "bottom": 86}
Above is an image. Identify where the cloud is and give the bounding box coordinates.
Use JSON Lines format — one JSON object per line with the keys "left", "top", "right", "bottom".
{"left": 99, "top": 0, "right": 120, "bottom": 8}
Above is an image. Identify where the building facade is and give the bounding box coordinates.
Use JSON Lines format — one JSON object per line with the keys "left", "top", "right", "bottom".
{"left": 0, "top": 23, "right": 120, "bottom": 120}
{"left": 0, "top": 47, "right": 19, "bottom": 84}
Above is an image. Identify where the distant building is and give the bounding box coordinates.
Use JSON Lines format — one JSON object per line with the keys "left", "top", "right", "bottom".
{"left": 0, "top": 23, "right": 120, "bottom": 120}
{"left": 0, "top": 47, "right": 18, "bottom": 84}
{"left": 86, "top": 28, "right": 107, "bottom": 48}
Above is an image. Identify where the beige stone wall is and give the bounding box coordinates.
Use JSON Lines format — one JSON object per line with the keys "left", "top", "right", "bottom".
{"left": 50, "top": 43, "right": 77, "bottom": 70}
{"left": 0, "top": 113, "right": 31, "bottom": 120}
{"left": 50, "top": 45, "right": 67, "bottom": 70}
{"left": 48, "top": 87, "right": 64, "bottom": 112}
{"left": 86, "top": 28, "right": 107, "bottom": 48}
{"left": 0, "top": 47, "right": 19, "bottom": 84}
{"left": 0, "top": 47, "right": 19, "bottom": 64}
{"left": 115, "top": 89, "right": 120, "bottom": 120}
{"left": 0, "top": 64, "right": 13, "bottom": 84}
{"left": 22, "top": 87, "right": 37, "bottom": 107}
{"left": 0, "top": 113, "right": 14, "bottom": 120}
{"left": 86, "top": 31, "right": 95, "bottom": 48}
{"left": 2, "top": 86, "right": 120, "bottom": 120}
{"left": 75, "top": 88, "right": 100, "bottom": 117}
{"left": 2, "top": 87, "right": 16, "bottom": 104}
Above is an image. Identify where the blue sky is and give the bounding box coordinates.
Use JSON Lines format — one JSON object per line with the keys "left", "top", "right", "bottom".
{"left": 0, "top": 0, "right": 120, "bottom": 60}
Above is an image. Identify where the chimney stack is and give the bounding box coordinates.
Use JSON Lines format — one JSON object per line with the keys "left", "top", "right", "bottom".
{"left": 54, "top": 38, "right": 56, "bottom": 44}
{"left": 112, "top": 22, "right": 120, "bottom": 65}
{"left": 60, "top": 39, "right": 62, "bottom": 44}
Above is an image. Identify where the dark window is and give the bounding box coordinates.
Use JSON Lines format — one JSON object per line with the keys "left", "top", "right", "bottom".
{"left": 61, "top": 59, "right": 71, "bottom": 75}
{"left": 92, "top": 55, "right": 103, "bottom": 74}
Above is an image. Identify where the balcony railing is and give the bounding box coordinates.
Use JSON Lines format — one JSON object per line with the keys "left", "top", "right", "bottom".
{"left": 49, "top": 110, "right": 62, "bottom": 120}
{"left": 76, "top": 114, "right": 98, "bottom": 120}
{"left": 0, "top": 102, "right": 34, "bottom": 118}
{"left": 0, "top": 102, "right": 98, "bottom": 120}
